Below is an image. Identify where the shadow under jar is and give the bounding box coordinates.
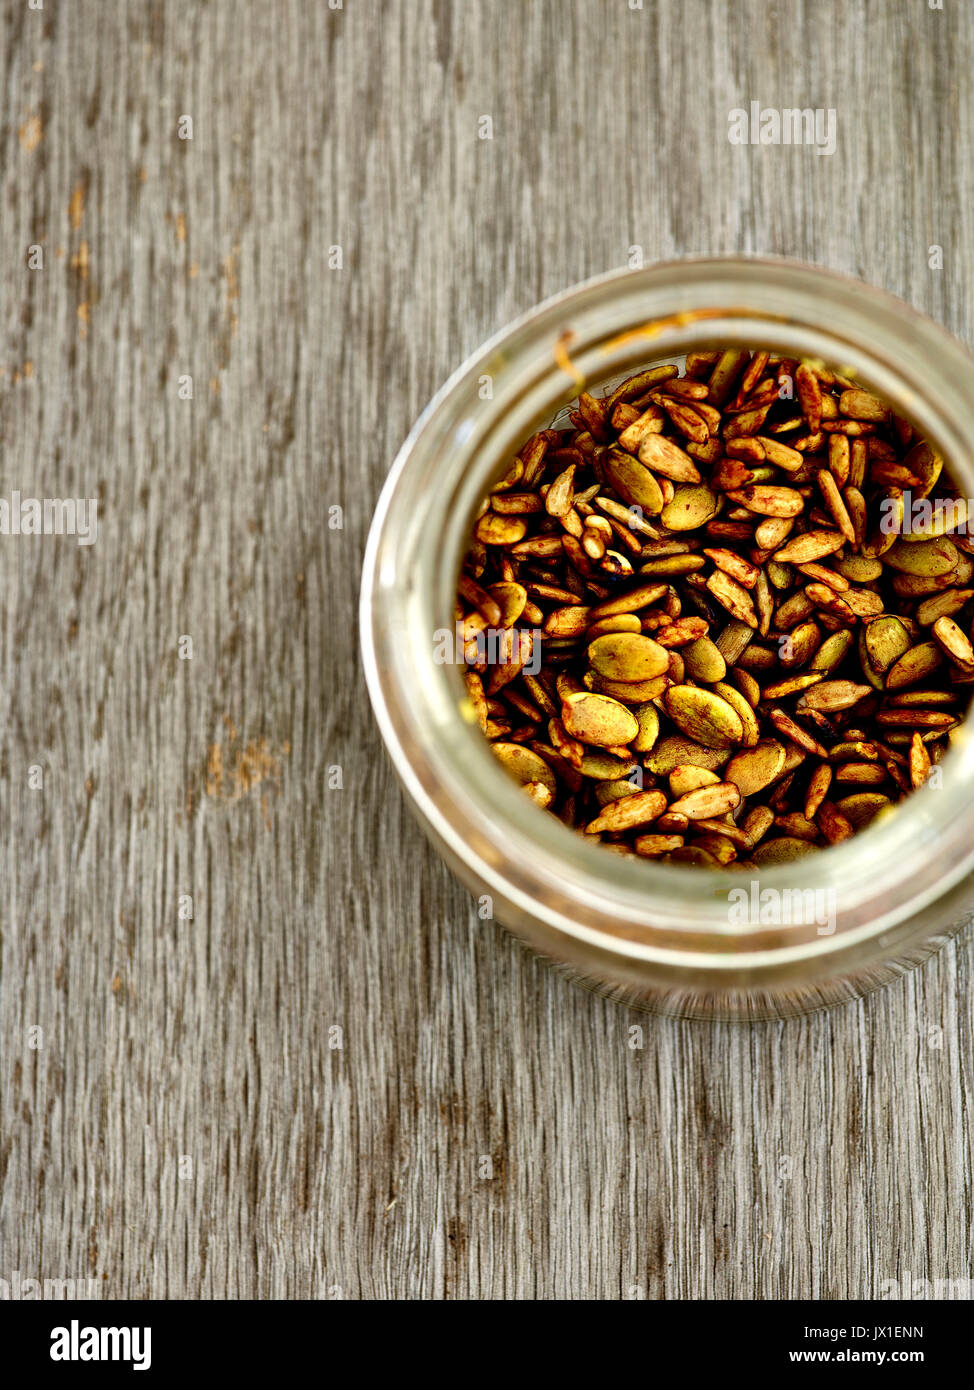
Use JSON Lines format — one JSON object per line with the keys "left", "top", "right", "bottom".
{"left": 361, "top": 258, "right": 974, "bottom": 1020}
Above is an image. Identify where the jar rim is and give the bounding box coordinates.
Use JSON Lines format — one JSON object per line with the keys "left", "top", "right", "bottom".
{"left": 361, "top": 256, "right": 974, "bottom": 969}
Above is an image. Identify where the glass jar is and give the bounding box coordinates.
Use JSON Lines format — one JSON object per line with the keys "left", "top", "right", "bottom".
{"left": 360, "top": 257, "right": 974, "bottom": 1020}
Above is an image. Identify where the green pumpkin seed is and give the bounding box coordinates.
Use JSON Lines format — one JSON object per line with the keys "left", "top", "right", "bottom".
{"left": 884, "top": 537, "right": 958, "bottom": 576}
{"left": 835, "top": 793, "right": 893, "bottom": 828}
{"left": 864, "top": 616, "right": 911, "bottom": 675}
{"left": 584, "top": 789, "right": 668, "bottom": 834}
{"left": 725, "top": 740, "right": 787, "bottom": 798}
{"left": 603, "top": 449, "right": 664, "bottom": 514}
{"left": 660, "top": 484, "right": 719, "bottom": 531}
{"left": 752, "top": 836, "right": 817, "bottom": 864}
{"left": 492, "top": 744, "right": 558, "bottom": 805}
{"left": 646, "top": 736, "right": 731, "bottom": 776}
{"left": 632, "top": 702, "right": 661, "bottom": 753}
{"left": 561, "top": 691, "right": 639, "bottom": 747}
{"left": 885, "top": 641, "right": 944, "bottom": 690}
{"left": 587, "top": 632, "right": 669, "bottom": 682}
{"left": 683, "top": 636, "right": 727, "bottom": 683}
{"left": 664, "top": 686, "right": 745, "bottom": 749}
{"left": 810, "top": 629, "right": 854, "bottom": 673}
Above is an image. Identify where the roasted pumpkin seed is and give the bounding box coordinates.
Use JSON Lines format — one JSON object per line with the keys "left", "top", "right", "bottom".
{"left": 458, "top": 349, "right": 972, "bottom": 869}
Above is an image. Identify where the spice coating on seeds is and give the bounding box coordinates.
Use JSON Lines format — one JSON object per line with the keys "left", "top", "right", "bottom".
{"left": 457, "top": 349, "right": 974, "bottom": 867}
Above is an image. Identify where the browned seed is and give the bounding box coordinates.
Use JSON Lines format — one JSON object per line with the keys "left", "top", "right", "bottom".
{"left": 633, "top": 833, "right": 685, "bottom": 856}
{"left": 638, "top": 432, "right": 703, "bottom": 482}
{"left": 639, "top": 553, "right": 707, "bottom": 577}
{"left": 669, "top": 764, "right": 720, "bottom": 797}
{"left": 828, "top": 434, "right": 851, "bottom": 487}
{"left": 654, "top": 616, "right": 710, "bottom": 648}
{"left": 577, "top": 749, "right": 638, "bottom": 781}
{"left": 839, "top": 388, "right": 889, "bottom": 423}
{"left": 833, "top": 762, "right": 889, "bottom": 785}
{"left": 805, "top": 582, "right": 855, "bottom": 622}
{"left": 804, "top": 763, "right": 833, "bottom": 819}
{"left": 475, "top": 512, "right": 528, "bottom": 545}
{"left": 726, "top": 437, "right": 766, "bottom": 463}
{"left": 842, "top": 589, "right": 885, "bottom": 619}
{"left": 509, "top": 533, "right": 565, "bottom": 559}
{"left": 816, "top": 470, "right": 856, "bottom": 544}
{"left": 754, "top": 515, "right": 795, "bottom": 550}
{"left": 772, "top": 529, "right": 845, "bottom": 565}
{"left": 692, "top": 817, "right": 754, "bottom": 848}
{"left": 667, "top": 781, "right": 741, "bottom": 820}
{"left": 604, "top": 365, "right": 680, "bottom": 412}
{"left": 725, "top": 740, "right": 786, "bottom": 797}
{"left": 584, "top": 789, "right": 668, "bottom": 835}
{"left": 795, "top": 679, "right": 873, "bottom": 712}
{"left": 754, "top": 435, "right": 804, "bottom": 472}
{"left": 660, "top": 484, "right": 719, "bottom": 531}
{"left": 795, "top": 363, "right": 824, "bottom": 430}
{"left": 492, "top": 743, "right": 559, "bottom": 806}
{"left": 822, "top": 419, "right": 876, "bottom": 438}
{"left": 616, "top": 405, "right": 667, "bottom": 453}
{"left": 491, "top": 491, "right": 545, "bottom": 514}
{"left": 588, "top": 674, "right": 669, "bottom": 703}
{"left": 713, "top": 680, "right": 760, "bottom": 746}
{"left": 586, "top": 614, "right": 642, "bottom": 640}
{"left": 740, "top": 804, "right": 774, "bottom": 847}
{"left": 527, "top": 582, "right": 584, "bottom": 604}
{"left": 727, "top": 351, "right": 770, "bottom": 407}
{"left": 458, "top": 574, "right": 504, "bottom": 627}
{"left": 795, "top": 562, "right": 849, "bottom": 592}
{"left": 703, "top": 547, "right": 759, "bottom": 587}
{"left": 737, "top": 643, "right": 777, "bottom": 672}
{"left": 544, "top": 605, "right": 592, "bottom": 638}
{"left": 706, "top": 569, "right": 759, "bottom": 627}
{"left": 893, "top": 570, "right": 962, "bottom": 598}
{"left": 875, "top": 709, "right": 957, "bottom": 729}
{"left": 712, "top": 458, "right": 754, "bottom": 491}
{"left": 762, "top": 671, "right": 825, "bottom": 699}
{"left": 661, "top": 378, "right": 710, "bottom": 402}
{"left": 816, "top": 800, "right": 855, "bottom": 844}
{"left": 768, "top": 708, "right": 828, "bottom": 757}
{"left": 548, "top": 717, "right": 585, "bottom": 769}
{"left": 908, "top": 731, "right": 931, "bottom": 789}
{"left": 932, "top": 615, "right": 974, "bottom": 669}
{"left": 774, "top": 812, "right": 820, "bottom": 842}
{"left": 545, "top": 463, "right": 576, "bottom": 518}
{"left": 690, "top": 832, "right": 737, "bottom": 864}
{"left": 725, "top": 485, "right": 805, "bottom": 518}
{"left": 915, "top": 589, "right": 973, "bottom": 625}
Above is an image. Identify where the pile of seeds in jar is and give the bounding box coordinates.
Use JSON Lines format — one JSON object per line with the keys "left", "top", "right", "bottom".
{"left": 456, "top": 349, "right": 974, "bottom": 866}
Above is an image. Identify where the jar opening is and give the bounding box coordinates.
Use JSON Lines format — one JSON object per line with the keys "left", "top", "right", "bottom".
{"left": 363, "top": 258, "right": 974, "bottom": 982}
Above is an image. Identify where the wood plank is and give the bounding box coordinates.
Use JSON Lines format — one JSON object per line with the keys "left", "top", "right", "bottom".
{"left": 0, "top": 0, "right": 971, "bottom": 1299}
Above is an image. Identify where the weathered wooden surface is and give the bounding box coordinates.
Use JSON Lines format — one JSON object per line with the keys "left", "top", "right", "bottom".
{"left": 1, "top": 0, "right": 972, "bottom": 1300}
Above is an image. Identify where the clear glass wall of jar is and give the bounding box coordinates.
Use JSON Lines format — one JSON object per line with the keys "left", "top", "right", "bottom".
{"left": 360, "top": 258, "right": 974, "bottom": 1020}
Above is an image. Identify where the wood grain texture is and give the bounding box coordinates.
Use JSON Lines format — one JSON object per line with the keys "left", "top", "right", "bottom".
{"left": 1, "top": 0, "right": 972, "bottom": 1300}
